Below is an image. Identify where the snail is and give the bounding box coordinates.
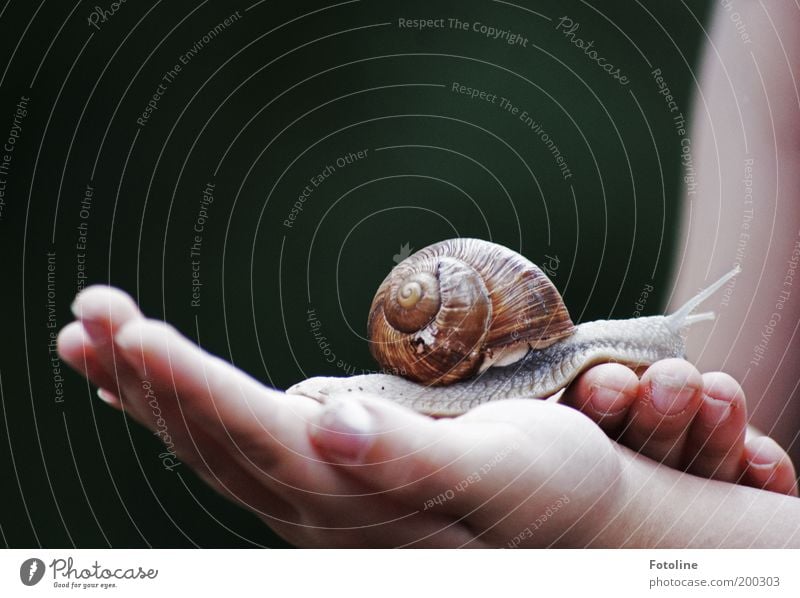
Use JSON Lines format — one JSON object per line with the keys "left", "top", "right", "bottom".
{"left": 287, "top": 238, "right": 739, "bottom": 417}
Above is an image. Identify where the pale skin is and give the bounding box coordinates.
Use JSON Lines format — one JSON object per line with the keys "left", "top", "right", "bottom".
{"left": 57, "top": 285, "right": 798, "bottom": 548}
{"left": 669, "top": 0, "right": 800, "bottom": 469}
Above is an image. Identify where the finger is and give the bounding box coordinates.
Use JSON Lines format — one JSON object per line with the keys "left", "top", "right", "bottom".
{"left": 64, "top": 289, "right": 487, "bottom": 544}
{"left": 682, "top": 372, "right": 746, "bottom": 481}
{"left": 111, "top": 319, "right": 491, "bottom": 544}
{"left": 67, "top": 288, "right": 307, "bottom": 517}
{"left": 741, "top": 436, "right": 798, "bottom": 497}
{"left": 560, "top": 363, "right": 639, "bottom": 436}
{"left": 69, "top": 285, "right": 144, "bottom": 398}
{"left": 96, "top": 388, "right": 122, "bottom": 408}
{"left": 620, "top": 359, "right": 704, "bottom": 468}
{"left": 57, "top": 321, "right": 120, "bottom": 395}
{"left": 111, "top": 318, "right": 387, "bottom": 503}
{"left": 308, "top": 394, "right": 516, "bottom": 508}
{"left": 59, "top": 309, "right": 247, "bottom": 497}
{"left": 309, "top": 394, "right": 618, "bottom": 546}
{"left": 114, "top": 318, "right": 323, "bottom": 455}
{"left": 70, "top": 285, "right": 143, "bottom": 366}
{"left": 168, "top": 421, "right": 299, "bottom": 523}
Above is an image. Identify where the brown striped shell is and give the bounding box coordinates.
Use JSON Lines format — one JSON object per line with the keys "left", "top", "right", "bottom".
{"left": 367, "top": 238, "right": 576, "bottom": 385}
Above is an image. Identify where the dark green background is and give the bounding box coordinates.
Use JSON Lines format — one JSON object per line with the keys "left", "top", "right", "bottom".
{"left": 0, "top": 0, "right": 710, "bottom": 547}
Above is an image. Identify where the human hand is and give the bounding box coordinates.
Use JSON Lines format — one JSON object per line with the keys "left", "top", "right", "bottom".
{"left": 57, "top": 286, "right": 798, "bottom": 548}
{"left": 58, "top": 286, "right": 626, "bottom": 547}
{"left": 560, "top": 360, "right": 797, "bottom": 496}
{"left": 289, "top": 356, "right": 797, "bottom": 496}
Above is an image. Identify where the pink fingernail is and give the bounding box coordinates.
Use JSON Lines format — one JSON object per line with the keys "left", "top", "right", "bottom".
{"left": 309, "top": 400, "right": 374, "bottom": 463}
{"left": 746, "top": 437, "right": 783, "bottom": 469}
{"left": 701, "top": 394, "right": 732, "bottom": 426}
{"left": 650, "top": 375, "right": 696, "bottom": 415}
{"left": 590, "top": 384, "right": 628, "bottom": 414}
{"left": 81, "top": 319, "right": 110, "bottom": 345}
{"left": 114, "top": 322, "right": 148, "bottom": 378}
{"left": 97, "top": 388, "right": 121, "bottom": 408}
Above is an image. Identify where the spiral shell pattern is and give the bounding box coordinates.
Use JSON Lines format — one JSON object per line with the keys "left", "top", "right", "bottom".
{"left": 367, "top": 238, "right": 576, "bottom": 385}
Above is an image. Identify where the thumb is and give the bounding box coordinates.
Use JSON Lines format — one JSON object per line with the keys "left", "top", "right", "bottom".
{"left": 307, "top": 393, "right": 534, "bottom": 515}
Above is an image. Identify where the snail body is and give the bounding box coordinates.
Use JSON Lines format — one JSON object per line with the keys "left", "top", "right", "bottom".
{"left": 288, "top": 239, "right": 739, "bottom": 416}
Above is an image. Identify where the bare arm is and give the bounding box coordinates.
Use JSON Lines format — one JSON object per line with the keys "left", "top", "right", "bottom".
{"left": 670, "top": 0, "right": 800, "bottom": 466}
{"left": 607, "top": 446, "right": 800, "bottom": 548}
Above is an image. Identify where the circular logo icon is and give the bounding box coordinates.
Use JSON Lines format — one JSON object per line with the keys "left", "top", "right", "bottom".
{"left": 20, "top": 558, "right": 45, "bottom": 586}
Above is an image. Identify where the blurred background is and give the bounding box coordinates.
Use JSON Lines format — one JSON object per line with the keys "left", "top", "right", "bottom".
{"left": 0, "top": 0, "right": 711, "bottom": 547}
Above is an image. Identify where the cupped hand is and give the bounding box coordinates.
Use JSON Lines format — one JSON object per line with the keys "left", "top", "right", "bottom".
{"left": 560, "top": 361, "right": 797, "bottom": 496}
{"left": 57, "top": 286, "right": 796, "bottom": 548}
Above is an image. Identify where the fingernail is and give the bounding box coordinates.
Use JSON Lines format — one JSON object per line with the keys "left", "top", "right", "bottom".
{"left": 97, "top": 388, "right": 120, "bottom": 407}
{"left": 650, "top": 375, "right": 697, "bottom": 415}
{"left": 746, "top": 437, "right": 782, "bottom": 469}
{"left": 590, "top": 379, "right": 635, "bottom": 414}
{"left": 81, "top": 319, "right": 110, "bottom": 345}
{"left": 114, "top": 323, "right": 147, "bottom": 378}
{"left": 701, "top": 393, "right": 732, "bottom": 426}
{"left": 69, "top": 292, "right": 110, "bottom": 345}
{"left": 309, "top": 399, "right": 374, "bottom": 463}
{"left": 70, "top": 298, "right": 80, "bottom": 319}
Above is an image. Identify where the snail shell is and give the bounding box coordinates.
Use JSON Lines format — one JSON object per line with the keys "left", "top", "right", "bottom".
{"left": 367, "top": 238, "right": 576, "bottom": 385}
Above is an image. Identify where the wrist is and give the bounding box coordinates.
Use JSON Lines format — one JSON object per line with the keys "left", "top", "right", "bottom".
{"left": 549, "top": 442, "right": 633, "bottom": 548}
{"left": 580, "top": 444, "right": 655, "bottom": 548}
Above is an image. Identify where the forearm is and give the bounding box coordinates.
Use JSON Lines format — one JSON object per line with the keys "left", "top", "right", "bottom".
{"left": 670, "top": 0, "right": 800, "bottom": 464}
{"left": 604, "top": 446, "right": 800, "bottom": 548}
